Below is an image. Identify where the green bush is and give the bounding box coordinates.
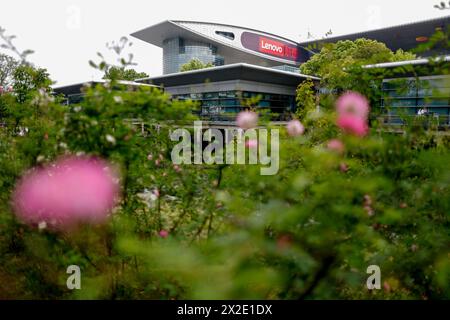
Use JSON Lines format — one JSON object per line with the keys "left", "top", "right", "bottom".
{"left": 0, "top": 33, "right": 448, "bottom": 300}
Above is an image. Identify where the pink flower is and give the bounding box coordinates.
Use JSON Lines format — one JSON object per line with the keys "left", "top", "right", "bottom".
{"left": 327, "top": 139, "right": 345, "bottom": 154}
{"left": 336, "top": 114, "right": 369, "bottom": 137}
{"left": 12, "top": 156, "right": 120, "bottom": 231}
{"left": 155, "top": 159, "right": 160, "bottom": 166}
{"left": 364, "top": 205, "right": 374, "bottom": 217}
{"left": 245, "top": 139, "right": 258, "bottom": 149}
{"left": 159, "top": 230, "right": 169, "bottom": 238}
{"left": 173, "top": 164, "right": 181, "bottom": 172}
{"left": 286, "top": 119, "right": 305, "bottom": 137}
{"left": 383, "top": 281, "right": 391, "bottom": 293}
{"left": 276, "top": 234, "right": 293, "bottom": 250}
{"left": 336, "top": 91, "right": 370, "bottom": 119}
{"left": 339, "top": 162, "right": 348, "bottom": 173}
{"left": 147, "top": 154, "right": 153, "bottom": 160}
{"left": 236, "top": 111, "right": 258, "bottom": 130}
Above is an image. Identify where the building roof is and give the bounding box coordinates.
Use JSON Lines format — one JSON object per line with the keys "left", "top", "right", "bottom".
{"left": 136, "top": 63, "right": 319, "bottom": 88}
{"left": 363, "top": 55, "right": 450, "bottom": 77}
{"left": 299, "top": 15, "right": 450, "bottom": 55}
{"left": 52, "top": 80, "right": 157, "bottom": 96}
{"left": 131, "top": 20, "right": 299, "bottom": 47}
{"left": 131, "top": 20, "right": 309, "bottom": 66}
{"left": 363, "top": 55, "right": 450, "bottom": 69}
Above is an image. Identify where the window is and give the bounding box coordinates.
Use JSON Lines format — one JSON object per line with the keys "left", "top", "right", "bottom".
{"left": 178, "top": 38, "right": 185, "bottom": 54}
{"left": 215, "top": 31, "right": 235, "bottom": 40}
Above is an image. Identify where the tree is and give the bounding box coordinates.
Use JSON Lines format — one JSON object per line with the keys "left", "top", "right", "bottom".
{"left": 103, "top": 66, "right": 149, "bottom": 81}
{"left": 0, "top": 53, "right": 19, "bottom": 87}
{"left": 300, "top": 38, "right": 416, "bottom": 90}
{"left": 12, "top": 64, "right": 52, "bottom": 103}
{"left": 298, "top": 38, "right": 416, "bottom": 108}
{"left": 180, "top": 58, "right": 214, "bottom": 72}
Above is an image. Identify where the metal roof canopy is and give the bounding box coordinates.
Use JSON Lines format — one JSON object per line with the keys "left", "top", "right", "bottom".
{"left": 130, "top": 20, "right": 303, "bottom": 66}
{"left": 131, "top": 20, "right": 298, "bottom": 47}
{"left": 299, "top": 16, "right": 450, "bottom": 54}
{"left": 52, "top": 80, "right": 157, "bottom": 96}
{"left": 136, "top": 63, "right": 319, "bottom": 88}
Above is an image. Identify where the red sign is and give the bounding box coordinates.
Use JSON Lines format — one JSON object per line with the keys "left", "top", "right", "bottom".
{"left": 259, "top": 37, "right": 298, "bottom": 60}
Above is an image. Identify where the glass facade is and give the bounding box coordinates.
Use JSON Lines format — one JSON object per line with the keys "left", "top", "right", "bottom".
{"left": 162, "top": 37, "right": 224, "bottom": 74}
{"left": 271, "top": 65, "right": 300, "bottom": 73}
{"left": 380, "top": 75, "right": 450, "bottom": 126}
{"left": 173, "top": 90, "right": 295, "bottom": 121}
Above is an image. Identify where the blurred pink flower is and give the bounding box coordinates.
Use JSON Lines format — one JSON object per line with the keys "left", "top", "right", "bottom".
{"left": 383, "top": 281, "right": 391, "bottom": 293}
{"left": 173, "top": 164, "right": 181, "bottom": 172}
{"left": 336, "top": 114, "right": 368, "bottom": 137}
{"left": 12, "top": 156, "right": 120, "bottom": 230}
{"left": 236, "top": 111, "right": 258, "bottom": 130}
{"left": 159, "top": 230, "right": 169, "bottom": 238}
{"left": 245, "top": 139, "right": 258, "bottom": 149}
{"left": 147, "top": 154, "right": 153, "bottom": 160}
{"left": 286, "top": 119, "right": 305, "bottom": 137}
{"left": 339, "top": 162, "right": 349, "bottom": 173}
{"left": 363, "top": 194, "right": 372, "bottom": 206}
{"left": 276, "top": 234, "right": 293, "bottom": 250}
{"left": 327, "top": 139, "right": 345, "bottom": 154}
{"left": 336, "top": 91, "right": 370, "bottom": 119}
{"left": 364, "top": 205, "right": 374, "bottom": 217}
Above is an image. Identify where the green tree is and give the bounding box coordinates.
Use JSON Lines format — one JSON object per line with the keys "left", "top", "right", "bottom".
{"left": 0, "top": 53, "right": 19, "bottom": 87}
{"left": 300, "top": 38, "right": 416, "bottom": 90}
{"left": 180, "top": 58, "right": 214, "bottom": 72}
{"left": 12, "top": 64, "right": 52, "bottom": 103}
{"left": 102, "top": 66, "right": 149, "bottom": 81}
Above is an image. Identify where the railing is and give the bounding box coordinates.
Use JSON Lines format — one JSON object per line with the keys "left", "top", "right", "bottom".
{"left": 375, "top": 114, "right": 450, "bottom": 129}
{"left": 198, "top": 105, "right": 293, "bottom": 122}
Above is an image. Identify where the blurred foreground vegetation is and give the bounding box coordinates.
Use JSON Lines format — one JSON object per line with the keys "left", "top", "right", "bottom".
{"left": 0, "top": 29, "right": 449, "bottom": 300}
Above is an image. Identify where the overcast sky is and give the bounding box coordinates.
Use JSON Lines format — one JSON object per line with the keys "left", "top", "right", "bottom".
{"left": 0, "top": 0, "right": 448, "bottom": 86}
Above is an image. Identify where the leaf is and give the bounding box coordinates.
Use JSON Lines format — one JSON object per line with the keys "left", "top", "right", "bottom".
{"left": 99, "top": 62, "right": 106, "bottom": 70}
{"left": 88, "top": 60, "right": 97, "bottom": 69}
{"left": 22, "top": 49, "right": 34, "bottom": 56}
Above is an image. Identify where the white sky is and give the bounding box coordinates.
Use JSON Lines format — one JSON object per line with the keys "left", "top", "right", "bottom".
{"left": 0, "top": 0, "right": 448, "bottom": 86}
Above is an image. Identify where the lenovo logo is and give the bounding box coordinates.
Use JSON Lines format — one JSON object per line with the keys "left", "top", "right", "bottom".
{"left": 259, "top": 37, "right": 284, "bottom": 56}
{"left": 259, "top": 37, "right": 298, "bottom": 60}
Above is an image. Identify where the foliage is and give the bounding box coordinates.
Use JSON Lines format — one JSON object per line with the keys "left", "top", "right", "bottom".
{"left": 0, "top": 53, "right": 19, "bottom": 87}
{"left": 180, "top": 58, "right": 214, "bottom": 72}
{"left": 103, "top": 66, "right": 148, "bottom": 81}
{"left": 300, "top": 39, "right": 416, "bottom": 99}
{"left": 295, "top": 79, "right": 316, "bottom": 119}
{"left": 434, "top": 1, "right": 450, "bottom": 10}
{"left": 0, "top": 30, "right": 449, "bottom": 300}
{"left": 12, "top": 65, "right": 52, "bottom": 103}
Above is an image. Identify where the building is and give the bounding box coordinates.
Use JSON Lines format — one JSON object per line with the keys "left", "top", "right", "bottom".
{"left": 53, "top": 16, "right": 450, "bottom": 126}
{"left": 131, "top": 20, "right": 313, "bottom": 74}
{"left": 131, "top": 17, "right": 449, "bottom": 75}
{"left": 137, "top": 63, "right": 319, "bottom": 124}
{"left": 364, "top": 56, "right": 450, "bottom": 128}
{"left": 299, "top": 16, "right": 450, "bottom": 57}
{"left": 53, "top": 80, "right": 159, "bottom": 105}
